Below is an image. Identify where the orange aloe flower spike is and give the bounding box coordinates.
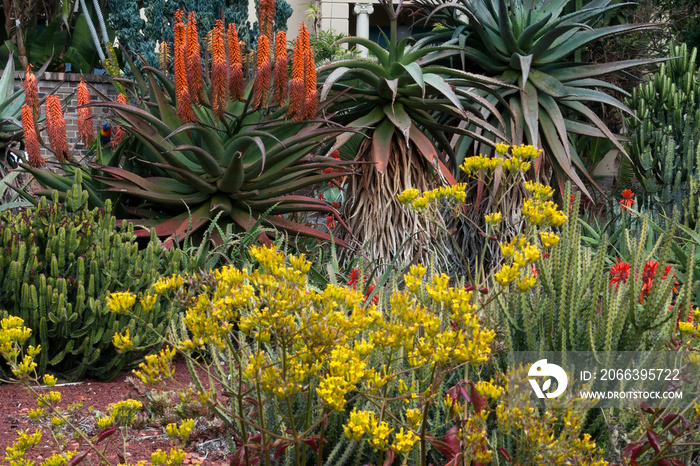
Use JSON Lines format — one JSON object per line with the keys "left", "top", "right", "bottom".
{"left": 302, "top": 25, "right": 317, "bottom": 119}
{"left": 173, "top": 10, "right": 193, "bottom": 122}
{"left": 210, "top": 19, "right": 229, "bottom": 119}
{"left": 23, "top": 67, "right": 39, "bottom": 114}
{"left": 287, "top": 30, "right": 306, "bottom": 120}
{"left": 77, "top": 78, "right": 94, "bottom": 147}
{"left": 186, "top": 12, "right": 203, "bottom": 105}
{"left": 21, "top": 104, "right": 45, "bottom": 168}
{"left": 252, "top": 34, "right": 272, "bottom": 110}
{"left": 271, "top": 31, "right": 288, "bottom": 107}
{"left": 227, "top": 23, "right": 245, "bottom": 101}
{"left": 258, "top": 0, "right": 276, "bottom": 42}
{"left": 112, "top": 94, "right": 128, "bottom": 147}
{"left": 45, "top": 95, "right": 70, "bottom": 163}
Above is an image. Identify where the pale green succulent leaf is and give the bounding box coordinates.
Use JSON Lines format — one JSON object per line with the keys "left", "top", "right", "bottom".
{"left": 547, "top": 57, "right": 669, "bottom": 81}
{"left": 383, "top": 102, "right": 412, "bottom": 142}
{"left": 510, "top": 53, "right": 533, "bottom": 87}
{"left": 423, "top": 73, "right": 464, "bottom": 112}
{"left": 528, "top": 68, "right": 568, "bottom": 97}
{"left": 400, "top": 62, "right": 425, "bottom": 96}
{"left": 517, "top": 13, "right": 553, "bottom": 51}
{"left": 520, "top": 80, "right": 539, "bottom": 146}
{"left": 561, "top": 86, "right": 634, "bottom": 116}
{"left": 335, "top": 37, "right": 391, "bottom": 66}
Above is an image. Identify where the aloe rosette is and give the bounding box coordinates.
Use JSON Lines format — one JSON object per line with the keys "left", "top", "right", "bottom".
{"left": 421, "top": 0, "right": 664, "bottom": 195}
{"left": 319, "top": 0, "right": 509, "bottom": 266}
{"left": 21, "top": 12, "right": 352, "bottom": 247}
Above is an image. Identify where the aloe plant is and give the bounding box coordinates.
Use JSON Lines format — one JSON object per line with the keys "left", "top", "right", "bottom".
{"left": 22, "top": 11, "right": 352, "bottom": 248}
{"left": 419, "top": 0, "right": 664, "bottom": 196}
{"left": 320, "top": 0, "right": 509, "bottom": 267}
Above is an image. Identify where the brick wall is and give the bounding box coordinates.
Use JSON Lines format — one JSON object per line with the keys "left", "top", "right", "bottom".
{"left": 13, "top": 72, "right": 120, "bottom": 161}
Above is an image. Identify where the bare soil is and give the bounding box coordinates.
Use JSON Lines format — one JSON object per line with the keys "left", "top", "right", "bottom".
{"left": 0, "top": 357, "right": 231, "bottom": 465}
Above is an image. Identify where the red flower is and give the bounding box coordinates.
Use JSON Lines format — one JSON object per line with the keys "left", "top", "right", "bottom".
{"left": 639, "top": 259, "right": 659, "bottom": 303}
{"left": 662, "top": 265, "right": 680, "bottom": 293}
{"left": 324, "top": 167, "right": 334, "bottom": 174}
{"left": 609, "top": 259, "right": 631, "bottom": 289}
{"left": 330, "top": 150, "right": 340, "bottom": 159}
{"left": 620, "top": 190, "right": 636, "bottom": 212}
{"left": 326, "top": 215, "right": 336, "bottom": 229}
{"left": 317, "top": 191, "right": 325, "bottom": 200}
{"left": 531, "top": 266, "right": 539, "bottom": 278}
{"left": 332, "top": 201, "right": 340, "bottom": 209}
{"left": 348, "top": 268, "right": 359, "bottom": 288}
{"left": 364, "top": 284, "right": 379, "bottom": 305}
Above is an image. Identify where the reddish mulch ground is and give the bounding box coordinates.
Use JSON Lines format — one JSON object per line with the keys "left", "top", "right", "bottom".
{"left": 0, "top": 357, "right": 231, "bottom": 465}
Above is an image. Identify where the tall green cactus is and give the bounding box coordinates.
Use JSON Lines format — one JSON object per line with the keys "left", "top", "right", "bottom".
{"left": 491, "top": 191, "right": 691, "bottom": 357}
{"left": 625, "top": 42, "right": 700, "bottom": 224}
{"left": 0, "top": 172, "right": 186, "bottom": 380}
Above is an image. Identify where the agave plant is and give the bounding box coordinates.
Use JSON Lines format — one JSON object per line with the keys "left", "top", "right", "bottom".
{"left": 22, "top": 10, "right": 352, "bottom": 247}
{"left": 320, "top": 0, "right": 509, "bottom": 268}
{"left": 419, "top": 0, "right": 664, "bottom": 196}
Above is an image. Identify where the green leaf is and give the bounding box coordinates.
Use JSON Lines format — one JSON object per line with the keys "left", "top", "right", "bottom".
{"left": 528, "top": 68, "right": 568, "bottom": 97}
{"left": 423, "top": 73, "right": 463, "bottom": 112}
{"left": 400, "top": 62, "right": 424, "bottom": 96}
{"left": 383, "top": 102, "right": 411, "bottom": 142}
{"left": 218, "top": 152, "right": 244, "bottom": 194}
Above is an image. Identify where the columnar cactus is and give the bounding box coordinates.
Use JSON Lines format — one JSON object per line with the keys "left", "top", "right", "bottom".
{"left": 0, "top": 172, "right": 186, "bottom": 380}
{"left": 626, "top": 42, "right": 700, "bottom": 223}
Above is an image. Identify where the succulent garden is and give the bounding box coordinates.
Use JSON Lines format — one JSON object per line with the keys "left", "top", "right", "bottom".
{"left": 2, "top": 0, "right": 700, "bottom": 464}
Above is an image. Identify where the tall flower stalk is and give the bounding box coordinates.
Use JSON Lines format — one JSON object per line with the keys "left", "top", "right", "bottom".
{"left": 77, "top": 78, "right": 94, "bottom": 147}
{"left": 22, "top": 67, "right": 39, "bottom": 114}
{"left": 21, "top": 105, "right": 44, "bottom": 168}
{"left": 272, "top": 31, "right": 288, "bottom": 106}
{"left": 228, "top": 24, "right": 245, "bottom": 102}
{"left": 211, "top": 19, "right": 229, "bottom": 120}
{"left": 45, "top": 95, "right": 69, "bottom": 163}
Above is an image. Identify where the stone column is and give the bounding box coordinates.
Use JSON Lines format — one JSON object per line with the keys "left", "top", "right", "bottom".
{"left": 353, "top": 3, "right": 374, "bottom": 57}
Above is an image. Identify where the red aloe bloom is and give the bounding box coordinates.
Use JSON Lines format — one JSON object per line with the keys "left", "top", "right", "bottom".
{"left": 23, "top": 67, "right": 39, "bottom": 114}
{"left": 332, "top": 201, "right": 340, "bottom": 209}
{"left": 609, "top": 259, "right": 631, "bottom": 289}
{"left": 186, "top": 12, "right": 203, "bottom": 104}
{"left": 21, "top": 104, "right": 44, "bottom": 168}
{"left": 287, "top": 31, "right": 306, "bottom": 120}
{"left": 272, "top": 31, "right": 288, "bottom": 106}
{"left": 228, "top": 24, "right": 245, "bottom": 101}
{"left": 620, "top": 189, "right": 636, "bottom": 212}
{"left": 45, "top": 95, "right": 69, "bottom": 163}
{"left": 210, "top": 19, "right": 229, "bottom": 119}
{"left": 531, "top": 265, "right": 539, "bottom": 278}
{"left": 330, "top": 150, "right": 340, "bottom": 159}
{"left": 317, "top": 191, "right": 325, "bottom": 200}
{"left": 302, "top": 25, "right": 317, "bottom": 119}
{"left": 77, "top": 78, "right": 94, "bottom": 146}
{"left": 252, "top": 34, "right": 272, "bottom": 110}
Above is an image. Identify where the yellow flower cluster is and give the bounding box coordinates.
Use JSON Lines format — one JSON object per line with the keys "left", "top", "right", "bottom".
{"left": 152, "top": 275, "right": 185, "bottom": 294}
{"left": 166, "top": 419, "right": 195, "bottom": 443}
{"left": 476, "top": 379, "right": 504, "bottom": 399}
{"left": 679, "top": 321, "right": 697, "bottom": 334}
{"left": 495, "top": 235, "right": 540, "bottom": 290}
{"left": 342, "top": 409, "right": 394, "bottom": 451}
{"left": 106, "top": 291, "right": 137, "bottom": 314}
{"left": 151, "top": 448, "right": 187, "bottom": 466}
{"left": 107, "top": 399, "right": 143, "bottom": 427}
{"left": 133, "top": 346, "right": 176, "bottom": 385}
{"left": 392, "top": 427, "right": 419, "bottom": 454}
{"left": 496, "top": 368, "right": 608, "bottom": 465}
{"left": 3, "top": 429, "right": 42, "bottom": 465}
{"left": 112, "top": 328, "right": 134, "bottom": 352}
{"left": 0, "top": 316, "right": 33, "bottom": 361}
{"left": 521, "top": 181, "right": 567, "bottom": 228}
{"left": 461, "top": 144, "right": 541, "bottom": 177}
{"left": 485, "top": 212, "right": 502, "bottom": 226}
{"left": 397, "top": 184, "right": 468, "bottom": 210}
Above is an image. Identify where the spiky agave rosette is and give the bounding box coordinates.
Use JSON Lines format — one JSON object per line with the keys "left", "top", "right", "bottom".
{"left": 21, "top": 10, "right": 351, "bottom": 249}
